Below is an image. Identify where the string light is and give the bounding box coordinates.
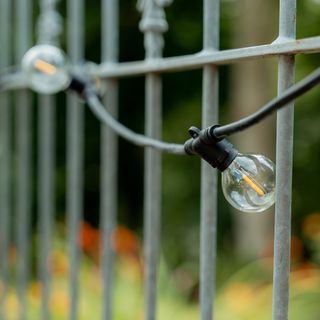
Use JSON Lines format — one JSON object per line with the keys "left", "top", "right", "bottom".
{"left": 20, "top": 44, "right": 320, "bottom": 213}
{"left": 221, "top": 155, "right": 275, "bottom": 212}
{"left": 21, "top": 44, "right": 70, "bottom": 94}
{"left": 184, "top": 127, "right": 275, "bottom": 212}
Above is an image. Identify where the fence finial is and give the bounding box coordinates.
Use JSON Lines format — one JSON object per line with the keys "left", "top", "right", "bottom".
{"left": 37, "top": 0, "right": 63, "bottom": 45}
{"left": 137, "top": 0, "right": 173, "bottom": 59}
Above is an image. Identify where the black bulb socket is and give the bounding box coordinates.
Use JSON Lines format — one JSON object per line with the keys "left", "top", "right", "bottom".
{"left": 68, "top": 75, "right": 87, "bottom": 96}
{"left": 184, "top": 126, "right": 238, "bottom": 172}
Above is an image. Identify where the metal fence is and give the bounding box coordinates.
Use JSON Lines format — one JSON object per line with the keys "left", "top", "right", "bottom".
{"left": 0, "top": 0, "right": 320, "bottom": 319}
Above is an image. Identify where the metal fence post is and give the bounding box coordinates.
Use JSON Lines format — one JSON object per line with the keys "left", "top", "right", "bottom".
{"left": 36, "top": 1, "right": 62, "bottom": 318}
{"left": 67, "top": 0, "right": 85, "bottom": 319}
{"left": 272, "top": 0, "right": 296, "bottom": 319}
{"left": 138, "top": 1, "right": 171, "bottom": 319}
{"left": 0, "top": 1, "right": 12, "bottom": 317}
{"left": 15, "top": 1, "right": 33, "bottom": 319}
{"left": 37, "top": 94, "right": 55, "bottom": 320}
{"left": 200, "top": 0, "right": 220, "bottom": 319}
{"left": 100, "top": 0, "right": 119, "bottom": 319}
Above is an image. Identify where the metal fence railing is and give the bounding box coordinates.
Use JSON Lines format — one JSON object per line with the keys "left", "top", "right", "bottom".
{"left": 1, "top": 0, "right": 320, "bottom": 320}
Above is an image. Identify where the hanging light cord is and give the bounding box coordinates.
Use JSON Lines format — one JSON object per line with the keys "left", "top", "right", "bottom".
{"left": 85, "top": 89, "right": 186, "bottom": 154}
{"left": 84, "top": 66, "right": 320, "bottom": 154}
{"left": 213, "top": 66, "right": 320, "bottom": 139}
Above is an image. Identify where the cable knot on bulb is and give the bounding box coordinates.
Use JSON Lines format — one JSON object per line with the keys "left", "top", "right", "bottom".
{"left": 184, "top": 125, "right": 238, "bottom": 172}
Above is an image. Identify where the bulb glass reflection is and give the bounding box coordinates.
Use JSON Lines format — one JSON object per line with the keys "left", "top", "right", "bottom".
{"left": 21, "top": 44, "right": 70, "bottom": 94}
{"left": 222, "top": 154, "right": 275, "bottom": 213}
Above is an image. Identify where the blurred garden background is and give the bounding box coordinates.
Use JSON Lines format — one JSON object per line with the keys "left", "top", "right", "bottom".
{"left": 2, "top": 0, "right": 320, "bottom": 319}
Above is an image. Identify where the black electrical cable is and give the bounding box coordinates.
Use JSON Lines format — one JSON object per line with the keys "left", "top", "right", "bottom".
{"left": 212, "top": 66, "right": 320, "bottom": 139}
{"left": 83, "top": 86, "right": 186, "bottom": 154}
{"left": 75, "top": 66, "right": 320, "bottom": 154}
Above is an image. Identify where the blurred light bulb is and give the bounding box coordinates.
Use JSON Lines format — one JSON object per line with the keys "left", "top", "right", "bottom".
{"left": 221, "top": 154, "right": 275, "bottom": 213}
{"left": 21, "top": 44, "right": 70, "bottom": 94}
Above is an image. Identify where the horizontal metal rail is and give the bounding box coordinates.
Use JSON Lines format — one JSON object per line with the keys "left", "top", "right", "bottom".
{"left": 96, "top": 36, "right": 320, "bottom": 77}
{"left": 2, "top": 36, "right": 320, "bottom": 92}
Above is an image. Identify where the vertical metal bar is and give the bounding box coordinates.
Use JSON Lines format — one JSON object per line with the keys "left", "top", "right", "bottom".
{"left": 15, "top": 0, "right": 32, "bottom": 319}
{"left": 138, "top": 2, "right": 169, "bottom": 318}
{"left": 36, "top": 0, "right": 61, "bottom": 317}
{"left": 38, "top": 94, "right": 55, "bottom": 320}
{"left": 67, "top": 0, "right": 85, "bottom": 319}
{"left": 144, "top": 73, "right": 162, "bottom": 320}
{"left": 66, "top": 97, "right": 84, "bottom": 320}
{"left": 272, "top": 1, "right": 296, "bottom": 320}
{"left": 15, "top": 90, "right": 32, "bottom": 320}
{"left": 100, "top": 0, "right": 119, "bottom": 319}
{"left": 0, "top": 93, "right": 10, "bottom": 320}
{"left": 0, "top": 0, "right": 11, "bottom": 317}
{"left": 200, "top": 0, "right": 220, "bottom": 319}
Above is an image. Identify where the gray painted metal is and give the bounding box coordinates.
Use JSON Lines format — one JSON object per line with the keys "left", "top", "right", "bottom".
{"left": 143, "top": 73, "right": 162, "bottom": 320}
{"left": 100, "top": 80, "right": 119, "bottom": 320}
{"left": 37, "top": 95, "right": 55, "bottom": 320}
{"left": 67, "top": 96, "right": 84, "bottom": 320}
{"left": 67, "top": 0, "right": 85, "bottom": 319}
{"left": 15, "top": 90, "right": 32, "bottom": 320}
{"left": 100, "top": 0, "right": 119, "bottom": 319}
{"left": 0, "top": 95, "right": 10, "bottom": 320}
{"left": 138, "top": 1, "right": 171, "bottom": 319}
{"left": 95, "top": 37, "right": 320, "bottom": 78}
{"left": 15, "top": 0, "right": 32, "bottom": 319}
{"left": 273, "top": 57, "right": 295, "bottom": 320}
{"left": 0, "top": 0, "right": 11, "bottom": 317}
{"left": 2, "top": 37, "right": 320, "bottom": 92}
{"left": 272, "top": 1, "right": 296, "bottom": 319}
{"left": 37, "top": 2, "right": 61, "bottom": 319}
{"left": 200, "top": 0, "right": 219, "bottom": 318}
{"left": 37, "top": 0, "right": 63, "bottom": 46}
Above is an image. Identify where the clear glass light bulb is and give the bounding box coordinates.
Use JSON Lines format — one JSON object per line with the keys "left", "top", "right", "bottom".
{"left": 21, "top": 44, "right": 70, "bottom": 94}
{"left": 221, "top": 154, "right": 275, "bottom": 213}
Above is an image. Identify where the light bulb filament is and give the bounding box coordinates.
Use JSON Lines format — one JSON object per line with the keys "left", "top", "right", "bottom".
{"left": 232, "top": 162, "right": 266, "bottom": 197}
{"left": 34, "top": 59, "right": 57, "bottom": 75}
{"left": 242, "top": 174, "right": 265, "bottom": 196}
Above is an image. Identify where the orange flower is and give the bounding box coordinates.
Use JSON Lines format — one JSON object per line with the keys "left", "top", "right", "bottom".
{"left": 79, "top": 222, "right": 143, "bottom": 274}
{"left": 9, "top": 245, "right": 16, "bottom": 265}
{"left": 78, "top": 221, "right": 100, "bottom": 260}
{"left": 112, "top": 226, "right": 143, "bottom": 279}
{"left": 302, "top": 212, "right": 320, "bottom": 239}
{"left": 112, "top": 226, "right": 141, "bottom": 258}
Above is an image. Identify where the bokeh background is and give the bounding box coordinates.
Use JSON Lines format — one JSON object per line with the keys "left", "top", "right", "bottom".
{"left": 2, "top": 0, "right": 320, "bottom": 319}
